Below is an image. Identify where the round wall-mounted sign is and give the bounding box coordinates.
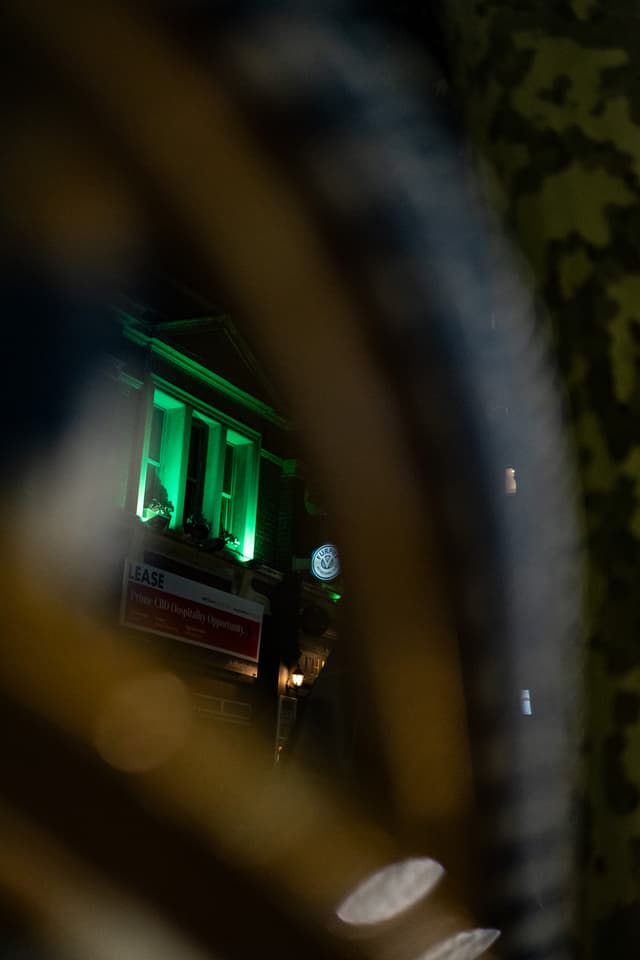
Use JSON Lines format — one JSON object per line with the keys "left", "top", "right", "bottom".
{"left": 310, "top": 543, "right": 340, "bottom": 581}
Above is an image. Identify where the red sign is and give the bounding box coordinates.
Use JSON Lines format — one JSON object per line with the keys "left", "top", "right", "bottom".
{"left": 121, "top": 561, "right": 263, "bottom": 662}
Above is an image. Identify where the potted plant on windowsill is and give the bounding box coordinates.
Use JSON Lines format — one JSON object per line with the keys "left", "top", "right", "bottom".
{"left": 202, "top": 527, "right": 240, "bottom": 553}
{"left": 142, "top": 497, "right": 174, "bottom": 530}
{"left": 183, "top": 512, "right": 212, "bottom": 543}
{"left": 220, "top": 527, "right": 240, "bottom": 552}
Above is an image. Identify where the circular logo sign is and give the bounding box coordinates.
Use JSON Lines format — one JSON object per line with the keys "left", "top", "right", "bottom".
{"left": 311, "top": 543, "right": 340, "bottom": 581}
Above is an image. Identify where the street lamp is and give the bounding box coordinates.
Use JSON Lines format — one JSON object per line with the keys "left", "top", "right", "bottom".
{"left": 290, "top": 664, "right": 304, "bottom": 689}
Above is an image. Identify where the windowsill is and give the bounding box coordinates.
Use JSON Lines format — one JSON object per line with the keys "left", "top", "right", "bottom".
{"left": 134, "top": 521, "right": 254, "bottom": 576}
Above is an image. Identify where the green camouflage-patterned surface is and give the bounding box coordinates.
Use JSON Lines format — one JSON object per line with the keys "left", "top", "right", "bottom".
{"left": 440, "top": 2, "right": 640, "bottom": 955}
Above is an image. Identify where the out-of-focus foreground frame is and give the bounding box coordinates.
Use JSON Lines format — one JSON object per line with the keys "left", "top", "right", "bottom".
{"left": 0, "top": 3, "right": 578, "bottom": 960}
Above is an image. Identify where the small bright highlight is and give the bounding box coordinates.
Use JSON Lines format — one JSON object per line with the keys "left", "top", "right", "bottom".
{"left": 505, "top": 466, "right": 517, "bottom": 495}
{"left": 420, "top": 928, "right": 500, "bottom": 960}
{"left": 335, "top": 857, "right": 444, "bottom": 926}
{"left": 521, "top": 689, "right": 532, "bottom": 715}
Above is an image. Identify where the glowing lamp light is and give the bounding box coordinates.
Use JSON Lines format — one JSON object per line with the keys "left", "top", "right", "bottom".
{"left": 290, "top": 665, "right": 304, "bottom": 688}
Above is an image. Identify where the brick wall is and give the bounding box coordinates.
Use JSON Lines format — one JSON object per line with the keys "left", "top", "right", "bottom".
{"left": 254, "top": 457, "right": 280, "bottom": 565}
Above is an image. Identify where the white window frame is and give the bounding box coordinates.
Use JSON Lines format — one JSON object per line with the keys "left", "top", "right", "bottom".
{"left": 137, "top": 378, "right": 260, "bottom": 559}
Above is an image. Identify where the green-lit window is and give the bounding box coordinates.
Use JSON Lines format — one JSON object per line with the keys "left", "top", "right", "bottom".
{"left": 143, "top": 405, "right": 166, "bottom": 508}
{"left": 183, "top": 416, "right": 209, "bottom": 521}
{"left": 137, "top": 386, "right": 260, "bottom": 559}
{"left": 138, "top": 391, "right": 186, "bottom": 523}
{"left": 220, "top": 430, "right": 256, "bottom": 551}
{"left": 219, "top": 443, "right": 236, "bottom": 536}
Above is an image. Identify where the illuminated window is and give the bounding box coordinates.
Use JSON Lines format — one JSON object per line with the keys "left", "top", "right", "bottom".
{"left": 137, "top": 386, "right": 259, "bottom": 557}
{"left": 183, "top": 416, "right": 209, "bottom": 521}
{"left": 140, "top": 392, "right": 184, "bottom": 520}
{"left": 218, "top": 430, "right": 256, "bottom": 547}
{"left": 219, "top": 442, "right": 235, "bottom": 534}
{"left": 143, "top": 405, "right": 166, "bottom": 507}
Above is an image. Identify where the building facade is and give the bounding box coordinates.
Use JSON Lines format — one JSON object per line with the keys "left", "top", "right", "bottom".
{"left": 102, "top": 298, "right": 340, "bottom": 759}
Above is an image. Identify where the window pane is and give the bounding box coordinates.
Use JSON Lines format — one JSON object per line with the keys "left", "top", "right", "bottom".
{"left": 184, "top": 418, "right": 209, "bottom": 519}
{"left": 187, "top": 418, "right": 206, "bottom": 479}
{"left": 144, "top": 464, "right": 164, "bottom": 505}
{"left": 222, "top": 443, "right": 235, "bottom": 495}
{"left": 148, "top": 406, "right": 165, "bottom": 464}
{"left": 219, "top": 444, "right": 236, "bottom": 536}
{"left": 219, "top": 495, "right": 231, "bottom": 535}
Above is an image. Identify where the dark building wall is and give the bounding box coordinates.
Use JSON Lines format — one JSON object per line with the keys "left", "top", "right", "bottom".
{"left": 276, "top": 472, "right": 302, "bottom": 570}
{"left": 254, "top": 457, "right": 280, "bottom": 566}
{"left": 256, "top": 466, "right": 306, "bottom": 573}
